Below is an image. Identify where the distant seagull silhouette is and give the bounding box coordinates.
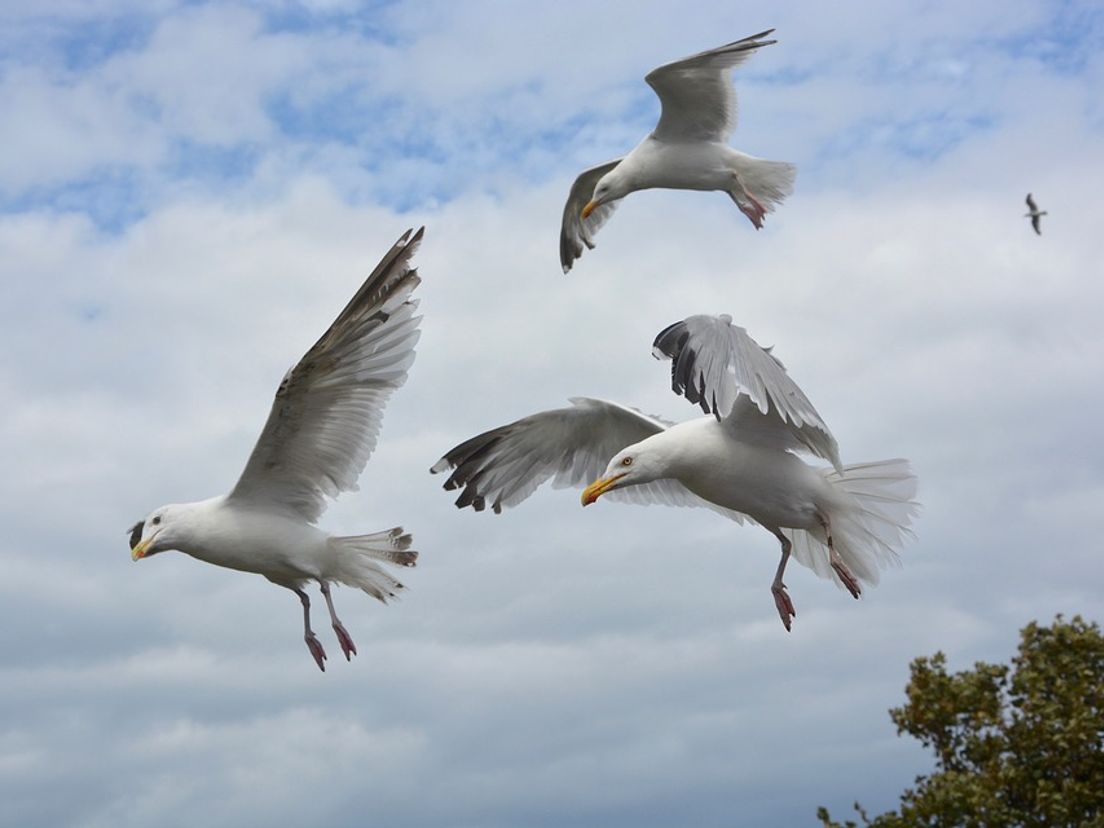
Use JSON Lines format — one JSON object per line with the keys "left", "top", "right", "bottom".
{"left": 1024, "top": 193, "right": 1047, "bottom": 236}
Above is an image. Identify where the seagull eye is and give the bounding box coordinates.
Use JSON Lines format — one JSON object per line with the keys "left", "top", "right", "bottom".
{"left": 621, "top": 457, "right": 633, "bottom": 467}
{"left": 152, "top": 515, "right": 161, "bottom": 526}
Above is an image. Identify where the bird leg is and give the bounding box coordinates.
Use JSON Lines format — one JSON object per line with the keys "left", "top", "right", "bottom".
{"left": 769, "top": 529, "right": 796, "bottom": 631}
{"left": 296, "top": 587, "right": 328, "bottom": 671}
{"left": 738, "top": 195, "right": 767, "bottom": 229}
{"left": 320, "top": 581, "right": 357, "bottom": 661}
{"left": 818, "top": 515, "right": 861, "bottom": 600}
{"left": 729, "top": 173, "right": 767, "bottom": 229}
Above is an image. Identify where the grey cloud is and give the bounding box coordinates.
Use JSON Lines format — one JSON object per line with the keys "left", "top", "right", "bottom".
{"left": 1, "top": 2, "right": 1103, "bottom": 827}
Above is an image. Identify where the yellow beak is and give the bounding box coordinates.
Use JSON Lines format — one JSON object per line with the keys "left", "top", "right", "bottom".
{"left": 581, "top": 472, "right": 626, "bottom": 506}
{"left": 131, "top": 536, "right": 153, "bottom": 561}
{"left": 581, "top": 200, "right": 599, "bottom": 220}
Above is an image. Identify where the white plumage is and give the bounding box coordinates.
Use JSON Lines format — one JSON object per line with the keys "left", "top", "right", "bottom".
{"left": 560, "top": 30, "right": 796, "bottom": 272}
{"left": 129, "top": 228, "right": 424, "bottom": 671}
{"left": 433, "top": 314, "right": 917, "bottom": 631}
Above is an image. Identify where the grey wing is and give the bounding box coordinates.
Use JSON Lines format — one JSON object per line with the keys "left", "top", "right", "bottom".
{"left": 560, "top": 159, "right": 623, "bottom": 273}
{"left": 1032, "top": 214, "right": 1042, "bottom": 235}
{"left": 644, "top": 30, "right": 776, "bottom": 143}
{"left": 431, "top": 397, "right": 718, "bottom": 513}
{"left": 227, "top": 228, "right": 424, "bottom": 522}
{"left": 652, "top": 314, "right": 842, "bottom": 471}
{"left": 1025, "top": 193, "right": 1037, "bottom": 212}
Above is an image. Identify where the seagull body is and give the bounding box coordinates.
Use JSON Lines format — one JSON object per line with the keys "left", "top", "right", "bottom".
{"left": 140, "top": 498, "right": 328, "bottom": 581}
{"left": 612, "top": 139, "right": 752, "bottom": 191}
{"left": 129, "top": 228, "right": 425, "bottom": 671}
{"left": 560, "top": 31, "right": 796, "bottom": 272}
{"left": 1024, "top": 193, "right": 1047, "bottom": 235}
{"left": 658, "top": 418, "right": 832, "bottom": 530}
{"left": 433, "top": 315, "right": 917, "bottom": 630}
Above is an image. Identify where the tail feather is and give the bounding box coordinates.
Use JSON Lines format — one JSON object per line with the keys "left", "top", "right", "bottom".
{"left": 734, "top": 157, "right": 796, "bottom": 212}
{"left": 785, "top": 459, "right": 918, "bottom": 590}
{"left": 328, "top": 527, "right": 417, "bottom": 603}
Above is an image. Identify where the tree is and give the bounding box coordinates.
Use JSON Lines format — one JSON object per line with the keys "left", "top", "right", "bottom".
{"left": 818, "top": 615, "right": 1104, "bottom": 828}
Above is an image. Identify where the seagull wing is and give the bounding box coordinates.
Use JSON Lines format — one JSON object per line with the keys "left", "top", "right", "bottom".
{"left": 1025, "top": 193, "right": 1037, "bottom": 212}
{"left": 227, "top": 228, "right": 424, "bottom": 522}
{"left": 431, "top": 397, "right": 733, "bottom": 515}
{"left": 1032, "top": 214, "right": 1042, "bottom": 235}
{"left": 127, "top": 521, "right": 144, "bottom": 551}
{"left": 645, "top": 30, "right": 776, "bottom": 143}
{"left": 652, "top": 314, "right": 842, "bottom": 471}
{"left": 560, "top": 158, "right": 624, "bottom": 273}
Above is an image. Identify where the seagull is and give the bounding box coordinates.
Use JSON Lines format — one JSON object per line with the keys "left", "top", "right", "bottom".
{"left": 432, "top": 314, "right": 917, "bottom": 631}
{"left": 128, "top": 228, "right": 425, "bottom": 671}
{"left": 1024, "top": 193, "right": 1047, "bottom": 235}
{"left": 559, "top": 30, "right": 796, "bottom": 273}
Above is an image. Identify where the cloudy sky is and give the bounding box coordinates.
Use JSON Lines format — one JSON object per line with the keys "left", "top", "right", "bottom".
{"left": 2, "top": 1, "right": 1103, "bottom": 825}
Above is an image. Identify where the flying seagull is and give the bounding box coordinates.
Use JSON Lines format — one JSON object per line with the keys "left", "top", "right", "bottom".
{"left": 432, "top": 315, "right": 916, "bottom": 631}
{"left": 1024, "top": 193, "right": 1047, "bottom": 235}
{"left": 559, "top": 30, "right": 796, "bottom": 273}
{"left": 129, "top": 228, "right": 425, "bottom": 671}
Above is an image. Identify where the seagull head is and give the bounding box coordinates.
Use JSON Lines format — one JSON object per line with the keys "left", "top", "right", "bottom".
{"left": 581, "top": 170, "right": 629, "bottom": 219}
{"left": 128, "top": 505, "right": 184, "bottom": 561}
{"left": 581, "top": 441, "right": 669, "bottom": 506}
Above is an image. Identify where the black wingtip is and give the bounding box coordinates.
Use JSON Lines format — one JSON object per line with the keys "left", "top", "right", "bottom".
{"left": 127, "top": 520, "right": 144, "bottom": 551}
{"left": 651, "top": 320, "right": 686, "bottom": 359}
{"left": 734, "top": 29, "right": 777, "bottom": 47}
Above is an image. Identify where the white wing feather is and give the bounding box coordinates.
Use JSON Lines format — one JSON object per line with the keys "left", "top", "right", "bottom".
{"left": 652, "top": 314, "right": 842, "bottom": 471}
{"left": 431, "top": 397, "right": 734, "bottom": 515}
{"left": 228, "top": 228, "right": 424, "bottom": 522}
{"left": 645, "top": 30, "right": 776, "bottom": 143}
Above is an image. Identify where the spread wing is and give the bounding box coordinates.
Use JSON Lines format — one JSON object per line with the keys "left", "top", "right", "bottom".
{"left": 1025, "top": 193, "right": 1038, "bottom": 212}
{"left": 227, "top": 228, "right": 424, "bottom": 522}
{"left": 431, "top": 397, "right": 734, "bottom": 515}
{"left": 645, "top": 30, "right": 775, "bottom": 143}
{"left": 560, "top": 158, "right": 623, "bottom": 273}
{"left": 652, "top": 314, "right": 842, "bottom": 471}
{"left": 1032, "top": 214, "right": 1042, "bottom": 235}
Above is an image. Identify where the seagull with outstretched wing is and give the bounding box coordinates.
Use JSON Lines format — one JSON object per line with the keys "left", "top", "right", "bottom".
{"left": 433, "top": 315, "right": 917, "bottom": 631}
{"left": 129, "top": 229, "right": 425, "bottom": 671}
{"left": 1024, "top": 193, "right": 1047, "bottom": 235}
{"left": 560, "top": 30, "right": 796, "bottom": 272}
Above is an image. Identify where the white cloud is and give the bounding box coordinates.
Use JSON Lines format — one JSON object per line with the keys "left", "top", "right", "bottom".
{"left": 4, "top": 0, "right": 1092, "bottom": 207}
{"left": 1, "top": 2, "right": 1103, "bottom": 826}
{"left": 0, "top": 65, "right": 163, "bottom": 193}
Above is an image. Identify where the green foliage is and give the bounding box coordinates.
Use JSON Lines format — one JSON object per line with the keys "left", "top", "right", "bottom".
{"left": 818, "top": 615, "right": 1104, "bottom": 828}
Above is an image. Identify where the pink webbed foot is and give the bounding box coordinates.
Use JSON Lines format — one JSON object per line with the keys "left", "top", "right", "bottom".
{"left": 333, "top": 621, "right": 357, "bottom": 661}
{"left": 772, "top": 582, "right": 796, "bottom": 632}
{"left": 305, "top": 632, "right": 328, "bottom": 672}
{"left": 738, "top": 194, "right": 767, "bottom": 229}
{"left": 832, "top": 561, "right": 862, "bottom": 600}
